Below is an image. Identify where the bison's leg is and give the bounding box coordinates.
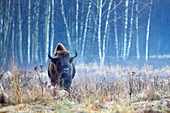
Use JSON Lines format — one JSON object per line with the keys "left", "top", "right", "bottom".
{"left": 50, "top": 74, "right": 59, "bottom": 86}
{"left": 52, "top": 81, "right": 56, "bottom": 86}
{"left": 64, "top": 79, "right": 72, "bottom": 92}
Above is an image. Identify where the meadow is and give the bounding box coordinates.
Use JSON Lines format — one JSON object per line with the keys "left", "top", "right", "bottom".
{"left": 0, "top": 63, "right": 169, "bottom": 112}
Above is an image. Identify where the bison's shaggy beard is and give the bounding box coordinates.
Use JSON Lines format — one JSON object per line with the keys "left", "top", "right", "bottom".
{"left": 59, "top": 74, "right": 72, "bottom": 91}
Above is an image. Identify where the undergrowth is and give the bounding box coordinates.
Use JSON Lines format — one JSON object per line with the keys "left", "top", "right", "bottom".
{"left": 0, "top": 63, "right": 169, "bottom": 112}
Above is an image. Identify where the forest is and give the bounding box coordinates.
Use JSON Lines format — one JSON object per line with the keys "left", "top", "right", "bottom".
{"left": 0, "top": 0, "right": 170, "bottom": 68}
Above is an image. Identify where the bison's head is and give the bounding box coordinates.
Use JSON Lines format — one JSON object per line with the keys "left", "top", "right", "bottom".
{"left": 48, "top": 43, "right": 77, "bottom": 76}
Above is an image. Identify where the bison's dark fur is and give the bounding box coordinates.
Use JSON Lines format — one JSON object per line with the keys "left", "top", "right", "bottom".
{"left": 48, "top": 43, "right": 77, "bottom": 91}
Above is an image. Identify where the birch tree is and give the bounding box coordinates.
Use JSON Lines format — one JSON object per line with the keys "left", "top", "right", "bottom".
{"left": 0, "top": 38, "right": 1, "bottom": 56}
{"left": 0, "top": 1, "right": 3, "bottom": 34}
{"left": 18, "top": 0, "right": 23, "bottom": 63}
{"left": 114, "top": 0, "right": 119, "bottom": 60}
{"left": 106, "top": 26, "right": 110, "bottom": 54}
{"left": 4, "top": 0, "right": 11, "bottom": 45}
{"left": 32, "top": 33, "right": 34, "bottom": 63}
{"left": 34, "top": 0, "right": 40, "bottom": 62}
{"left": 12, "top": 20, "right": 15, "bottom": 60}
{"left": 12, "top": 1, "right": 15, "bottom": 60}
{"left": 146, "top": 0, "right": 153, "bottom": 61}
{"left": 135, "top": 0, "right": 140, "bottom": 59}
{"left": 97, "top": 0, "right": 102, "bottom": 66}
{"left": 61, "top": 0, "right": 72, "bottom": 49}
{"left": 101, "top": 0, "right": 113, "bottom": 65}
{"left": 32, "top": 0, "right": 39, "bottom": 63}
{"left": 127, "top": 0, "right": 135, "bottom": 58}
{"left": 50, "top": 0, "right": 54, "bottom": 56}
{"left": 45, "top": 1, "right": 51, "bottom": 63}
{"left": 78, "top": 4, "right": 84, "bottom": 53}
{"left": 123, "top": 0, "right": 129, "bottom": 60}
{"left": 76, "top": 0, "right": 79, "bottom": 50}
{"left": 28, "top": 0, "right": 31, "bottom": 64}
{"left": 94, "top": 0, "right": 114, "bottom": 66}
{"left": 0, "top": 1, "right": 3, "bottom": 55}
{"left": 81, "top": 1, "right": 91, "bottom": 57}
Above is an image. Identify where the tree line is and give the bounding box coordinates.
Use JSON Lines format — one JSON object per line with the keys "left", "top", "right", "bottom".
{"left": 0, "top": 0, "right": 168, "bottom": 67}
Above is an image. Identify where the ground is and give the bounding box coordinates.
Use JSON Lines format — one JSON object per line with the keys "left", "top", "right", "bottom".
{"left": 0, "top": 63, "right": 169, "bottom": 112}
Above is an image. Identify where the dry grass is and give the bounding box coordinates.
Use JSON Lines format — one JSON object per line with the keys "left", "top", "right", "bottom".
{"left": 0, "top": 63, "right": 169, "bottom": 112}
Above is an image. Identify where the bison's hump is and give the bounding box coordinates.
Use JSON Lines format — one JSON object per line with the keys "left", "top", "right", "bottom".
{"left": 53, "top": 43, "right": 66, "bottom": 56}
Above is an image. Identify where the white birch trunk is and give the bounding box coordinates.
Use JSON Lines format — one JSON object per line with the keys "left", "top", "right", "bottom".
{"left": 123, "top": 0, "right": 129, "bottom": 60}
{"left": 18, "top": 0, "right": 23, "bottom": 63}
{"left": 32, "top": 34, "right": 34, "bottom": 63}
{"left": 4, "top": 0, "right": 11, "bottom": 44}
{"left": 81, "top": 2, "right": 91, "bottom": 57}
{"left": 0, "top": 1, "right": 3, "bottom": 33}
{"left": 102, "top": 0, "right": 113, "bottom": 65}
{"left": 0, "top": 1, "right": 3, "bottom": 54}
{"left": 121, "top": 12, "right": 124, "bottom": 58}
{"left": 0, "top": 38, "right": 1, "bottom": 55}
{"left": 92, "top": 17, "right": 97, "bottom": 44}
{"left": 76, "top": 0, "right": 79, "bottom": 50}
{"left": 50, "top": 0, "right": 54, "bottom": 56}
{"left": 136, "top": 0, "right": 140, "bottom": 59}
{"left": 28, "top": 0, "right": 31, "bottom": 64}
{"left": 114, "top": 1, "right": 119, "bottom": 60}
{"left": 98, "top": 0, "right": 102, "bottom": 66}
{"left": 78, "top": 4, "right": 84, "bottom": 53}
{"left": 106, "top": 26, "right": 110, "bottom": 54}
{"left": 45, "top": 1, "right": 51, "bottom": 63}
{"left": 146, "top": 0, "right": 153, "bottom": 61}
{"left": 35, "top": 0, "right": 39, "bottom": 61}
{"left": 12, "top": 7, "right": 15, "bottom": 60}
{"left": 127, "top": 0, "right": 134, "bottom": 58}
{"left": 61, "top": 0, "right": 72, "bottom": 49}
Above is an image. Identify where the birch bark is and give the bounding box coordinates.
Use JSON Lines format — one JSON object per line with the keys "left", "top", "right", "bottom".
{"left": 35, "top": 0, "right": 39, "bottom": 62}
{"left": 32, "top": 34, "right": 34, "bottom": 63}
{"left": 45, "top": 1, "right": 51, "bottom": 63}
{"left": 123, "top": 0, "right": 129, "bottom": 60}
{"left": 50, "top": 0, "right": 54, "bottom": 56}
{"left": 114, "top": 0, "right": 119, "bottom": 60}
{"left": 78, "top": 4, "right": 84, "bottom": 53}
{"left": 12, "top": 1, "right": 15, "bottom": 60}
{"left": 76, "top": 0, "right": 79, "bottom": 50}
{"left": 136, "top": 0, "right": 140, "bottom": 59}
{"left": 146, "top": 0, "right": 153, "bottom": 61}
{"left": 61, "top": 0, "right": 72, "bottom": 49}
{"left": 18, "top": 0, "right": 23, "bottom": 63}
{"left": 28, "top": 0, "right": 31, "bottom": 64}
{"left": 127, "top": 0, "right": 134, "bottom": 58}
{"left": 0, "top": 1, "right": 3, "bottom": 55}
{"left": 98, "top": 0, "right": 102, "bottom": 66}
{"left": 101, "top": 0, "right": 113, "bottom": 65}
{"left": 81, "top": 2, "right": 91, "bottom": 57}
{"left": 0, "top": 1, "right": 3, "bottom": 34}
{"left": 4, "top": 0, "right": 11, "bottom": 45}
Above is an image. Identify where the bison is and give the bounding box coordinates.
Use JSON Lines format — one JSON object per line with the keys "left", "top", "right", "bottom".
{"left": 48, "top": 43, "right": 77, "bottom": 91}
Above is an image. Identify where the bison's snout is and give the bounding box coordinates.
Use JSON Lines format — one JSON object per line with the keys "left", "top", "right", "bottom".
{"left": 62, "top": 67, "right": 69, "bottom": 74}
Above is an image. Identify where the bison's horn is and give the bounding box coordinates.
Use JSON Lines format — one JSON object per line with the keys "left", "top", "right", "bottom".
{"left": 71, "top": 50, "right": 77, "bottom": 60}
{"left": 48, "top": 54, "right": 58, "bottom": 60}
